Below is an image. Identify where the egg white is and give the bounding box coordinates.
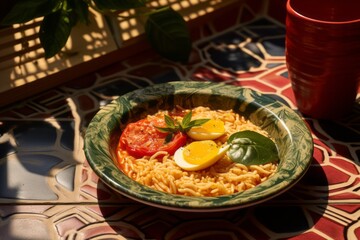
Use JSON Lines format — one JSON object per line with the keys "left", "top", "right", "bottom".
{"left": 174, "top": 144, "right": 230, "bottom": 171}
{"left": 187, "top": 131, "right": 225, "bottom": 140}
{"left": 187, "top": 119, "right": 226, "bottom": 141}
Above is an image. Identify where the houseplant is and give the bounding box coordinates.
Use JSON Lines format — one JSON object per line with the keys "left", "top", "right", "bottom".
{"left": 0, "top": 0, "right": 192, "bottom": 63}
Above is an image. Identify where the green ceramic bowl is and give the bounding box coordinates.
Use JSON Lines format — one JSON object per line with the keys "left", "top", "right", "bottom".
{"left": 84, "top": 81, "right": 313, "bottom": 212}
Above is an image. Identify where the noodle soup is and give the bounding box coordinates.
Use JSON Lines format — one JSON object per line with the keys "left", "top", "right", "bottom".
{"left": 116, "top": 106, "right": 278, "bottom": 197}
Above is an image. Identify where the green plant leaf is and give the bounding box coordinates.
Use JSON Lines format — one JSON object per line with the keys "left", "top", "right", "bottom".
{"left": 156, "top": 127, "right": 177, "bottom": 133}
{"left": 164, "top": 115, "right": 176, "bottom": 128}
{"left": 1, "top": 0, "right": 61, "bottom": 25}
{"left": 188, "top": 119, "right": 210, "bottom": 128}
{"left": 93, "top": 0, "right": 146, "bottom": 10}
{"left": 181, "top": 111, "right": 192, "bottom": 126}
{"left": 39, "top": 10, "right": 73, "bottom": 58}
{"left": 164, "top": 133, "right": 174, "bottom": 144}
{"left": 227, "top": 130, "right": 279, "bottom": 166}
{"left": 155, "top": 112, "right": 208, "bottom": 134}
{"left": 69, "top": 0, "right": 90, "bottom": 25}
{"left": 145, "top": 7, "right": 191, "bottom": 63}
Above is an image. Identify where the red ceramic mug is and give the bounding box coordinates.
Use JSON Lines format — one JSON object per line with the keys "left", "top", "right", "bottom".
{"left": 286, "top": 0, "right": 360, "bottom": 119}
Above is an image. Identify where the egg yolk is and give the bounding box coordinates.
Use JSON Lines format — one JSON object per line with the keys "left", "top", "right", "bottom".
{"left": 187, "top": 119, "right": 225, "bottom": 140}
{"left": 174, "top": 140, "right": 229, "bottom": 171}
{"left": 183, "top": 140, "right": 219, "bottom": 164}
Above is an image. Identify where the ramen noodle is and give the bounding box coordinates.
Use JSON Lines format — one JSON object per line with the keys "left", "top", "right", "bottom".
{"left": 116, "top": 106, "right": 278, "bottom": 197}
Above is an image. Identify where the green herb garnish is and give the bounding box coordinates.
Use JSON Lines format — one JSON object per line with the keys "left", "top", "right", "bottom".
{"left": 156, "top": 111, "right": 209, "bottom": 133}
{"left": 227, "top": 130, "right": 279, "bottom": 166}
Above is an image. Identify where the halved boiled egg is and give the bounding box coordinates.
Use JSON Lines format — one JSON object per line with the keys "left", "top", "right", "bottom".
{"left": 187, "top": 119, "right": 225, "bottom": 140}
{"left": 174, "top": 140, "right": 230, "bottom": 171}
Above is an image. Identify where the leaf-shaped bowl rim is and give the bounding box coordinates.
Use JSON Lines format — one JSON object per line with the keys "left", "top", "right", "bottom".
{"left": 84, "top": 81, "right": 313, "bottom": 212}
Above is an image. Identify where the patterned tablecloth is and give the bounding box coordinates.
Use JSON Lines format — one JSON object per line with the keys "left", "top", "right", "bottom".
{"left": 0, "top": 2, "right": 359, "bottom": 239}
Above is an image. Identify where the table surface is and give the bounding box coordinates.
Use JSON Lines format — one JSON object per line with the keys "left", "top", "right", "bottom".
{"left": 1, "top": 3, "right": 360, "bottom": 240}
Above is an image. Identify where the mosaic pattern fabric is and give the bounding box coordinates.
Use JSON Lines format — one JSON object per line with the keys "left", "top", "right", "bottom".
{"left": 0, "top": 7, "right": 360, "bottom": 240}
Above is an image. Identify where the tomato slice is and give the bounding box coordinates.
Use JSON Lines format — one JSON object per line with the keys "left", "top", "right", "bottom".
{"left": 119, "top": 117, "right": 187, "bottom": 158}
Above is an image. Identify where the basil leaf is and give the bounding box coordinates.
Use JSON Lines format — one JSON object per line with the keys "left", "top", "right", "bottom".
{"left": 158, "top": 112, "right": 209, "bottom": 133}
{"left": 164, "top": 115, "right": 176, "bottom": 128}
{"left": 145, "top": 7, "right": 191, "bottom": 63}
{"left": 181, "top": 111, "right": 192, "bottom": 126}
{"left": 164, "top": 133, "right": 174, "bottom": 144}
{"left": 39, "top": 10, "right": 73, "bottom": 58}
{"left": 155, "top": 127, "right": 176, "bottom": 133}
{"left": 227, "top": 130, "right": 279, "bottom": 166}
{"left": 1, "top": 0, "right": 61, "bottom": 25}
{"left": 188, "top": 119, "right": 210, "bottom": 128}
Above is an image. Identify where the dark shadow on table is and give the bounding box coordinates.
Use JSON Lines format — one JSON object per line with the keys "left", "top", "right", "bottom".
{"left": 304, "top": 98, "right": 360, "bottom": 165}
{"left": 97, "top": 162, "right": 328, "bottom": 240}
